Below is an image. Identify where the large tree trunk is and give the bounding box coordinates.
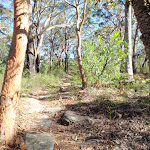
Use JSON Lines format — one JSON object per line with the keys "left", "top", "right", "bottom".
{"left": 132, "top": 25, "right": 139, "bottom": 74}
{"left": 132, "top": 0, "right": 150, "bottom": 72}
{"left": 0, "top": 0, "right": 29, "bottom": 146}
{"left": 125, "top": 0, "right": 134, "bottom": 81}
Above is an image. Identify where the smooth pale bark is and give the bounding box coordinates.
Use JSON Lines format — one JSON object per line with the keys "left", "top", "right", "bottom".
{"left": 132, "top": 25, "right": 139, "bottom": 74}
{"left": 65, "top": 0, "right": 87, "bottom": 88}
{"left": 76, "top": 18, "right": 86, "bottom": 87}
{"left": 125, "top": 0, "right": 134, "bottom": 81}
{"left": 132, "top": 0, "right": 150, "bottom": 73}
{"left": 0, "top": 0, "right": 29, "bottom": 146}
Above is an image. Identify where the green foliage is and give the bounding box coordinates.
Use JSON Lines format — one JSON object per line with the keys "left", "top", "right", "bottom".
{"left": 0, "top": 64, "right": 6, "bottom": 92}
{"left": 21, "top": 73, "right": 61, "bottom": 95}
{"left": 82, "top": 31, "right": 127, "bottom": 85}
{"left": 68, "top": 59, "right": 81, "bottom": 85}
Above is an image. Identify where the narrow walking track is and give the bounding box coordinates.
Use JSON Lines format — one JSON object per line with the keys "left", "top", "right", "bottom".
{"left": 16, "top": 76, "right": 150, "bottom": 150}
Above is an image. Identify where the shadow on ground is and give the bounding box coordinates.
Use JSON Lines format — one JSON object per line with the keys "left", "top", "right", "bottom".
{"left": 56, "top": 95, "right": 150, "bottom": 149}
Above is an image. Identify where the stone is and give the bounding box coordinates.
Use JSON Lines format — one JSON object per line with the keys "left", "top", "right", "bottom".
{"left": 58, "top": 110, "right": 90, "bottom": 126}
{"left": 25, "top": 131, "right": 54, "bottom": 150}
{"left": 43, "top": 107, "right": 61, "bottom": 114}
{"left": 23, "top": 98, "right": 45, "bottom": 113}
{"left": 35, "top": 115, "right": 51, "bottom": 130}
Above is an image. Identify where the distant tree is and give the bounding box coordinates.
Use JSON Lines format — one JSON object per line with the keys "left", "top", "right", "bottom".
{"left": 0, "top": 0, "right": 29, "bottom": 146}
{"left": 27, "top": 0, "right": 71, "bottom": 76}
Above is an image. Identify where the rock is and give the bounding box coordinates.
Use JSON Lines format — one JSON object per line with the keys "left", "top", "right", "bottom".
{"left": 35, "top": 115, "right": 51, "bottom": 130}
{"left": 23, "top": 98, "right": 45, "bottom": 114}
{"left": 85, "top": 137, "right": 99, "bottom": 143}
{"left": 43, "top": 107, "right": 61, "bottom": 114}
{"left": 59, "top": 86, "right": 74, "bottom": 92}
{"left": 25, "top": 131, "right": 54, "bottom": 150}
{"left": 58, "top": 110, "right": 90, "bottom": 126}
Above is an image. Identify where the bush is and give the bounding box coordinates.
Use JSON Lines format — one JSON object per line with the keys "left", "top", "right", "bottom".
{"left": 82, "top": 31, "right": 127, "bottom": 85}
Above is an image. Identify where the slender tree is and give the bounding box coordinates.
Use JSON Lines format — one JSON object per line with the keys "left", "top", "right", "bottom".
{"left": 65, "top": 0, "right": 87, "bottom": 88}
{"left": 132, "top": 24, "right": 139, "bottom": 74}
{"left": 125, "top": 0, "right": 134, "bottom": 81}
{"left": 0, "top": 0, "right": 29, "bottom": 146}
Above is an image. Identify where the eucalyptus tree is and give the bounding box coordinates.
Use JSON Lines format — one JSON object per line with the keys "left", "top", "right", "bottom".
{"left": 125, "top": 0, "right": 134, "bottom": 81}
{"left": 27, "top": 0, "right": 71, "bottom": 76}
{"left": 0, "top": 0, "right": 29, "bottom": 146}
{"left": 65, "top": 0, "right": 87, "bottom": 88}
{"left": 132, "top": 24, "right": 139, "bottom": 74}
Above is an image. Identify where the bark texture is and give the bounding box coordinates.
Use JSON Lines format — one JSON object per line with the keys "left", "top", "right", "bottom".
{"left": 0, "top": 0, "right": 29, "bottom": 146}
{"left": 27, "top": 0, "right": 35, "bottom": 76}
{"left": 125, "top": 0, "right": 134, "bottom": 81}
{"left": 132, "top": 25, "right": 139, "bottom": 74}
{"left": 27, "top": 29, "right": 35, "bottom": 76}
{"left": 64, "top": 0, "right": 87, "bottom": 88}
{"left": 132, "top": 0, "right": 150, "bottom": 71}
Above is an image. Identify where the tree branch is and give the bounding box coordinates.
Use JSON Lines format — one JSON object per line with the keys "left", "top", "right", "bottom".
{"left": 79, "top": 0, "right": 87, "bottom": 31}
{"left": 64, "top": 0, "right": 76, "bottom": 8}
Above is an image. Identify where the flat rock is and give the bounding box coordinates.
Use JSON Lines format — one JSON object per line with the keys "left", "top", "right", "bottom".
{"left": 23, "top": 98, "right": 45, "bottom": 113}
{"left": 58, "top": 110, "right": 90, "bottom": 126}
{"left": 43, "top": 107, "right": 61, "bottom": 114}
{"left": 35, "top": 115, "right": 51, "bottom": 130}
{"left": 25, "top": 131, "right": 54, "bottom": 150}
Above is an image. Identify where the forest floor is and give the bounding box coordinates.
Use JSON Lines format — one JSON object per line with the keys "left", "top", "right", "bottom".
{"left": 16, "top": 75, "right": 150, "bottom": 150}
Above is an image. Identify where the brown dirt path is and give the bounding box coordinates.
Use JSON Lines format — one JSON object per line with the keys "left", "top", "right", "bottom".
{"left": 16, "top": 76, "right": 150, "bottom": 150}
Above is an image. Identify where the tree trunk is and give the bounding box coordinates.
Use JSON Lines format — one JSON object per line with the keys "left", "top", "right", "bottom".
{"left": 27, "top": 29, "right": 35, "bottom": 76}
{"left": 65, "top": 28, "right": 68, "bottom": 73}
{"left": 76, "top": 29, "right": 86, "bottom": 88}
{"left": 125, "top": 0, "right": 134, "bottom": 81}
{"left": 64, "top": 0, "right": 87, "bottom": 88}
{"left": 0, "top": 0, "right": 29, "bottom": 146}
{"left": 76, "top": 5, "right": 86, "bottom": 88}
{"left": 132, "top": 25, "right": 139, "bottom": 74}
{"left": 27, "top": 0, "right": 35, "bottom": 76}
{"left": 132, "top": 0, "right": 150, "bottom": 72}
{"left": 65, "top": 49, "right": 69, "bottom": 73}
{"left": 49, "top": 51, "right": 53, "bottom": 73}
{"left": 36, "top": 53, "right": 40, "bottom": 73}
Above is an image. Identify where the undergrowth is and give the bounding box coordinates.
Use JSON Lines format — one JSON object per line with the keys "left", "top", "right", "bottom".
{"left": 21, "top": 73, "right": 62, "bottom": 95}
